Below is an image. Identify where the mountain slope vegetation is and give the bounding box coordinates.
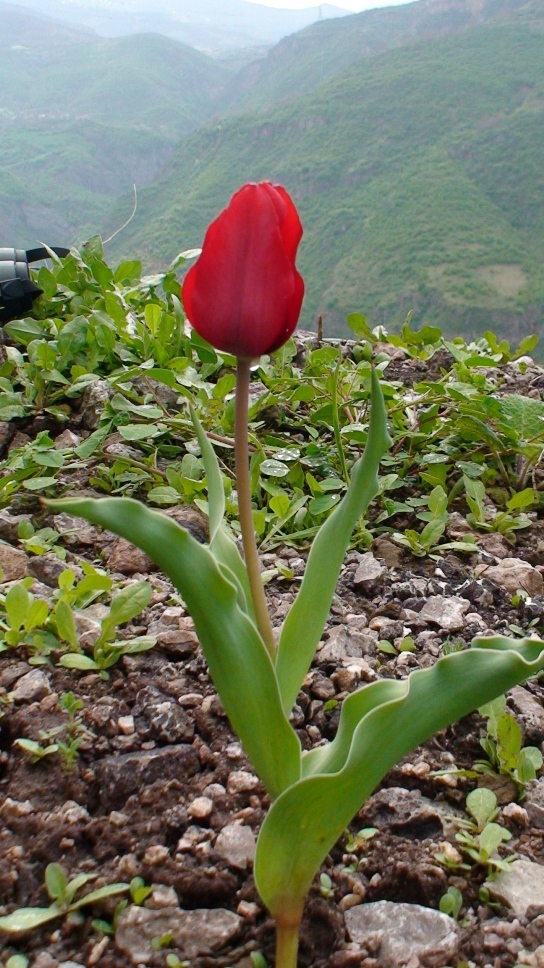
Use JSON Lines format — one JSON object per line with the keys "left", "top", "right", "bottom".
{"left": 224, "top": 0, "right": 531, "bottom": 112}
{"left": 109, "top": 3, "right": 544, "bottom": 344}
{"left": 0, "top": 6, "right": 230, "bottom": 245}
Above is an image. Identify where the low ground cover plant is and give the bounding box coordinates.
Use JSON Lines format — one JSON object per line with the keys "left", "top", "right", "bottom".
{"left": 34, "top": 183, "right": 544, "bottom": 967}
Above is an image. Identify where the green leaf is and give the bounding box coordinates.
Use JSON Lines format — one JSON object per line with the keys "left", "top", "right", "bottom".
{"left": 45, "top": 863, "right": 67, "bottom": 901}
{"left": 45, "top": 496, "right": 300, "bottom": 800}
{"left": 254, "top": 637, "right": 544, "bottom": 921}
{"left": 54, "top": 600, "right": 78, "bottom": 648}
{"left": 70, "top": 883, "right": 129, "bottom": 909}
{"left": 497, "top": 714, "right": 522, "bottom": 761}
{"left": 276, "top": 369, "right": 390, "bottom": 715}
{"left": 100, "top": 582, "right": 151, "bottom": 642}
{"left": 466, "top": 787, "right": 497, "bottom": 829}
{"left": 499, "top": 395, "right": 544, "bottom": 441}
{"left": 58, "top": 654, "right": 99, "bottom": 671}
{"left": 0, "top": 906, "right": 63, "bottom": 934}
{"left": 479, "top": 822, "right": 511, "bottom": 858}
{"left": 5, "top": 582, "right": 29, "bottom": 632}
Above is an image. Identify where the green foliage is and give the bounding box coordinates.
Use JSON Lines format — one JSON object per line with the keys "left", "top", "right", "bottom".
{"left": 0, "top": 863, "right": 129, "bottom": 935}
{"left": 48, "top": 381, "right": 544, "bottom": 941}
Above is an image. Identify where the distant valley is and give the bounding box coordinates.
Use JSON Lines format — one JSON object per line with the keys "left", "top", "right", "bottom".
{"left": 2, "top": 0, "right": 543, "bottom": 345}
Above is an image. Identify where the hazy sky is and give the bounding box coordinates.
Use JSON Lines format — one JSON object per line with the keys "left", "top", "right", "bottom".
{"left": 244, "top": 0, "right": 413, "bottom": 10}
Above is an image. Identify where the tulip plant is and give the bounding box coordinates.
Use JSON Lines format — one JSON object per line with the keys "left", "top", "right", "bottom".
{"left": 48, "top": 184, "right": 544, "bottom": 968}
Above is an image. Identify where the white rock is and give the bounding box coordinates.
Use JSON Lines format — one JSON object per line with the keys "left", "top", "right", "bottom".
{"left": 214, "top": 824, "right": 256, "bottom": 871}
{"left": 345, "top": 900, "right": 459, "bottom": 967}
{"left": 11, "top": 669, "right": 51, "bottom": 703}
{"left": 188, "top": 797, "right": 214, "bottom": 820}
{"left": 485, "top": 858, "right": 544, "bottom": 916}
{"left": 227, "top": 770, "right": 259, "bottom": 794}
{"left": 419, "top": 595, "right": 470, "bottom": 632}
{"left": 115, "top": 905, "right": 242, "bottom": 963}
{"left": 475, "top": 557, "right": 543, "bottom": 596}
{"left": 353, "top": 552, "right": 386, "bottom": 586}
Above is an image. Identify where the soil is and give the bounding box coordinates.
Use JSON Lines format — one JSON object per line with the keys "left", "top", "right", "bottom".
{"left": 2, "top": 345, "right": 544, "bottom": 968}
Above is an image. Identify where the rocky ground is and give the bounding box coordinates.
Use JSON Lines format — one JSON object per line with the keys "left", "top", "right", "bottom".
{"left": 2, "top": 347, "right": 544, "bottom": 968}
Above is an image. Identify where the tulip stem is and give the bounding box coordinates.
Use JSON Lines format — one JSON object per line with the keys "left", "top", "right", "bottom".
{"left": 235, "top": 358, "right": 277, "bottom": 661}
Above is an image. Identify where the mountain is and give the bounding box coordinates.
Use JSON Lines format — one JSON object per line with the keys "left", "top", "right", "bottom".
{"left": 0, "top": 4, "right": 230, "bottom": 246}
{"left": 224, "top": 0, "right": 531, "bottom": 111}
{"left": 4, "top": 0, "right": 349, "bottom": 54}
{"left": 108, "top": 1, "right": 544, "bottom": 345}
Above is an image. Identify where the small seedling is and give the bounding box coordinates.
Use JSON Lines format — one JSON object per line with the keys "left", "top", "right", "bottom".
{"left": 15, "top": 691, "right": 94, "bottom": 771}
{"left": 58, "top": 581, "right": 156, "bottom": 678}
{"left": 0, "top": 862, "right": 129, "bottom": 935}
{"left": 445, "top": 788, "right": 515, "bottom": 875}
{"left": 439, "top": 886, "right": 463, "bottom": 920}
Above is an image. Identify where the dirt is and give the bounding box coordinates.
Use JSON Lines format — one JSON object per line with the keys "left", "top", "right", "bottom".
{"left": 2, "top": 350, "right": 544, "bottom": 968}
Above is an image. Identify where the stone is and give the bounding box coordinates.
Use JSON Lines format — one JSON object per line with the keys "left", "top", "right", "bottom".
{"left": 419, "top": 595, "right": 470, "bottom": 632}
{"left": 79, "top": 379, "right": 115, "bottom": 430}
{"left": 143, "top": 844, "right": 169, "bottom": 866}
{"left": 11, "top": 669, "right": 52, "bottom": 703}
{"left": 214, "top": 823, "right": 256, "bottom": 871}
{"left": 475, "top": 557, "right": 544, "bottom": 596}
{"left": 345, "top": 900, "right": 459, "bottom": 967}
{"left": 54, "top": 429, "right": 81, "bottom": 450}
{"left": 0, "top": 542, "right": 28, "bottom": 580}
{"left": 353, "top": 552, "right": 387, "bottom": 587}
{"left": 485, "top": 858, "right": 544, "bottom": 916}
{"left": 526, "top": 780, "right": 544, "bottom": 830}
{"left": 33, "top": 954, "right": 59, "bottom": 968}
{"left": 478, "top": 533, "right": 514, "bottom": 559}
{"left": 318, "top": 626, "right": 376, "bottom": 663}
{"left": 0, "top": 510, "right": 32, "bottom": 543}
{"left": 115, "top": 905, "right": 242, "bottom": 963}
{"left": 27, "top": 553, "right": 67, "bottom": 587}
{"left": 358, "top": 788, "right": 443, "bottom": 840}
{"left": 107, "top": 537, "right": 156, "bottom": 575}
{"left": 136, "top": 686, "right": 194, "bottom": 744}
{"left": 227, "top": 770, "right": 260, "bottom": 794}
{"left": 509, "top": 686, "right": 544, "bottom": 744}
{"left": 188, "top": 796, "right": 214, "bottom": 820}
{"left": 372, "top": 537, "right": 403, "bottom": 568}
{"left": 94, "top": 745, "right": 200, "bottom": 810}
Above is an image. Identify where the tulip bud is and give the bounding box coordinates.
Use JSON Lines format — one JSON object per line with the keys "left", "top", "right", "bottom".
{"left": 182, "top": 182, "right": 304, "bottom": 359}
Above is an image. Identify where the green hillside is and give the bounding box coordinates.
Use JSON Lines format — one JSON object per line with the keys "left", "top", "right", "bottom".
{"left": 223, "top": 0, "right": 531, "bottom": 113}
{"left": 0, "top": 7, "right": 229, "bottom": 246}
{"left": 109, "top": 6, "right": 544, "bottom": 344}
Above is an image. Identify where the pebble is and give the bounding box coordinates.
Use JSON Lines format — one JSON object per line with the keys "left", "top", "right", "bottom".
{"left": 227, "top": 770, "right": 260, "bottom": 794}
{"left": 118, "top": 715, "right": 135, "bottom": 735}
{"left": 485, "top": 858, "right": 544, "bottom": 916}
{"left": 345, "top": 900, "right": 459, "bottom": 967}
{"left": 419, "top": 595, "right": 470, "bottom": 632}
{"left": 509, "top": 686, "right": 544, "bottom": 744}
{"left": 0, "top": 542, "right": 28, "bottom": 580}
{"left": 0, "top": 798, "right": 34, "bottom": 820}
{"left": 353, "top": 552, "right": 387, "bottom": 587}
{"left": 475, "top": 557, "right": 544, "bottom": 596}
{"left": 237, "top": 900, "right": 260, "bottom": 920}
{"left": 214, "top": 823, "right": 256, "bottom": 870}
{"left": 143, "top": 844, "right": 169, "bottom": 866}
{"left": 94, "top": 745, "right": 199, "bottom": 810}
{"left": 188, "top": 796, "right": 214, "bottom": 820}
{"left": 318, "top": 626, "right": 376, "bottom": 663}
{"left": 106, "top": 537, "right": 156, "bottom": 575}
{"left": 115, "top": 904, "right": 242, "bottom": 963}
{"left": 11, "top": 669, "right": 52, "bottom": 703}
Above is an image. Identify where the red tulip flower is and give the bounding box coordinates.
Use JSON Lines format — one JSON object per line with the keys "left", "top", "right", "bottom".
{"left": 182, "top": 182, "right": 304, "bottom": 359}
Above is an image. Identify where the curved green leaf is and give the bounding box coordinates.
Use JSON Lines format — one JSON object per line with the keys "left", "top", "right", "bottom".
{"left": 46, "top": 496, "right": 300, "bottom": 799}
{"left": 0, "top": 906, "right": 63, "bottom": 934}
{"left": 255, "top": 637, "right": 544, "bottom": 919}
{"left": 276, "top": 369, "right": 390, "bottom": 713}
